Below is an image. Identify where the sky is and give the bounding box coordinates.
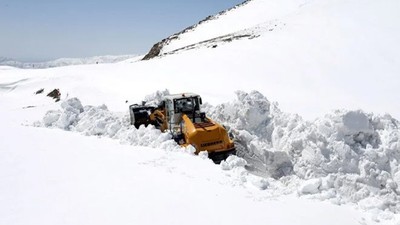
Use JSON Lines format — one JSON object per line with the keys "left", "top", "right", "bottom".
{"left": 0, "top": 0, "right": 245, "bottom": 62}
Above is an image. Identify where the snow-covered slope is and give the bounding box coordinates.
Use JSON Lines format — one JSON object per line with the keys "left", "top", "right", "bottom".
{"left": 0, "top": 55, "right": 139, "bottom": 69}
{"left": 154, "top": 0, "right": 399, "bottom": 57}
{"left": 1, "top": 0, "right": 400, "bottom": 224}
{"left": 144, "top": 0, "right": 400, "bottom": 120}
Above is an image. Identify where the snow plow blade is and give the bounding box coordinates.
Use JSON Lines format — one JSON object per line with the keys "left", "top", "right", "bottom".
{"left": 129, "top": 105, "right": 155, "bottom": 128}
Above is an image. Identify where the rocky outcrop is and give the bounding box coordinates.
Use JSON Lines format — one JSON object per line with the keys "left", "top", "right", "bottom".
{"left": 142, "top": 40, "right": 168, "bottom": 60}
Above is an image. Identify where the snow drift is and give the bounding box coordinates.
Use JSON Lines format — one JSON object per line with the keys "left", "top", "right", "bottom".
{"left": 38, "top": 90, "right": 400, "bottom": 219}
{"left": 207, "top": 90, "right": 400, "bottom": 215}
{"left": 38, "top": 95, "right": 195, "bottom": 155}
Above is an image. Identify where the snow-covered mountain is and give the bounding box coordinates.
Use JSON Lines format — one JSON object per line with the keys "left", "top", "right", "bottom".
{"left": 142, "top": 0, "right": 400, "bottom": 120}
{"left": 1, "top": 0, "right": 400, "bottom": 225}
{"left": 0, "top": 55, "right": 138, "bottom": 69}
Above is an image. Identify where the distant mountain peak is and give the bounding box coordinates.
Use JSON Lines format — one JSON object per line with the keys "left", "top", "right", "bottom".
{"left": 0, "top": 55, "right": 138, "bottom": 69}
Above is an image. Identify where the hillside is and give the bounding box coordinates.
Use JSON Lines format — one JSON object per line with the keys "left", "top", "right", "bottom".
{"left": 143, "top": 0, "right": 400, "bottom": 120}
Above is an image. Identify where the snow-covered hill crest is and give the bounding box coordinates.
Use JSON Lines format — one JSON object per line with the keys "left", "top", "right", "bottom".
{"left": 144, "top": 0, "right": 400, "bottom": 61}
{"left": 142, "top": 0, "right": 254, "bottom": 60}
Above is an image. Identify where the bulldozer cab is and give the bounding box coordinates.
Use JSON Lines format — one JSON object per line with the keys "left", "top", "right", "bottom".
{"left": 164, "top": 93, "right": 203, "bottom": 131}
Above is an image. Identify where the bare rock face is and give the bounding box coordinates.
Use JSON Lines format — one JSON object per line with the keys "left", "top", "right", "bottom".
{"left": 142, "top": 41, "right": 166, "bottom": 60}
{"left": 34, "top": 88, "right": 44, "bottom": 95}
{"left": 47, "top": 89, "right": 61, "bottom": 102}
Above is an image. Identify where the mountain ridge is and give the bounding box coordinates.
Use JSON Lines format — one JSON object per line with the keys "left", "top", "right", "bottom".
{"left": 0, "top": 55, "right": 138, "bottom": 69}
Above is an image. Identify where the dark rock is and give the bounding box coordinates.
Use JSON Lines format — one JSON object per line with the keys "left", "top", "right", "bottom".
{"left": 47, "top": 89, "right": 61, "bottom": 102}
{"left": 142, "top": 41, "right": 165, "bottom": 60}
{"left": 35, "top": 88, "right": 44, "bottom": 95}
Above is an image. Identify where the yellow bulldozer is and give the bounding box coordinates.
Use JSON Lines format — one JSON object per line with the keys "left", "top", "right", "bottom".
{"left": 129, "top": 93, "right": 235, "bottom": 163}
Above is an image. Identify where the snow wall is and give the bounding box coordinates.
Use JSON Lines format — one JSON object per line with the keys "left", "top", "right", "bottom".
{"left": 37, "top": 90, "right": 400, "bottom": 217}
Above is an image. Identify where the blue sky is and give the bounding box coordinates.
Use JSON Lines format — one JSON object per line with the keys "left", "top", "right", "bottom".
{"left": 0, "top": 0, "right": 244, "bottom": 61}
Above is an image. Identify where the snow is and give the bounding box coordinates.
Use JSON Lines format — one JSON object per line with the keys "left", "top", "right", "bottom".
{"left": 0, "top": 55, "right": 138, "bottom": 69}
{"left": 1, "top": 0, "right": 400, "bottom": 224}
{"left": 3, "top": 104, "right": 388, "bottom": 225}
{"left": 298, "top": 178, "right": 322, "bottom": 194}
{"left": 162, "top": 0, "right": 308, "bottom": 53}
{"left": 204, "top": 91, "right": 400, "bottom": 215}
{"left": 157, "top": 0, "right": 400, "bottom": 120}
{"left": 0, "top": 147, "right": 377, "bottom": 224}
{"left": 23, "top": 90, "right": 400, "bottom": 224}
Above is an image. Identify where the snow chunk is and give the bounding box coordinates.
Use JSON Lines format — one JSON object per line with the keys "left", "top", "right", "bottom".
{"left": 198, "top": 150, "right": 209, "bottom": 160}
{"left": 220, "top": 155, "right": 247, "bottom": 170}
{"left": 74, "top": 105, "right": 121, "bottom": 137}
{"left": 208, "top": 90, "right": 272, "bottom": 137}
{"left": 61, "top": 97, "right": 84, "bottom": 114}
{"left": 43, "top": 110, "right": 61, "bottom": 127}
{"left": 249, "top": 176, "right": 269, "bottom": 190}
{"left": 298, "top": 178, "right": 322, "bottom": 195}
{"left": 335, "top": 110, "right": 380, "bottom": 148}
{"left": 42, "top": 98, "right": 83, "bottom": 130}
{"left": 341, "top": 110, "right": 373, "bottom": 134}
{"left": 143, "top": 89, "right": 170, "bottom": 106}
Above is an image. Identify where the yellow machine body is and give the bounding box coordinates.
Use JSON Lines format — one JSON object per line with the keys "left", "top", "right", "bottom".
{"left": 129, "top": 93, "right": 235, "bottom": 162}
{"left": 180, "top": 114, "right": 235, "bottom": 154}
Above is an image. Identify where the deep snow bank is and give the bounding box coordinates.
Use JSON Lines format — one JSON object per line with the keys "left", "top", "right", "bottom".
{"left": 37, "top": 90, "right": 400, "bottom": 218}
{"left": 37, "top": 96, "right": 193, "bottom": 154}
{"left": 207, "top": 90, "right": 400, "bottom": 215}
